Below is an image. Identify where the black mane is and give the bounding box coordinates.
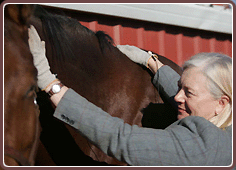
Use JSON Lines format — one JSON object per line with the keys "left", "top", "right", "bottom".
{"left": 34, "top": 5, "right": 114, "bottom": 61}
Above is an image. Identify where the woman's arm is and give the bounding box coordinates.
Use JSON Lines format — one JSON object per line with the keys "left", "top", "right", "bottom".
{"left": 44, "top": 80, "right": 68, "bottom": 107}
{"left": 52, "top": 88, "right": 173, "bottom": 166}
{"left": 52, "top": 88, "right": 231, "bottom": 166}
{"left": 147, "top": 55, "right": 180, "bottom": 108}
{"left": 147, "top": 54, "right": 164, "bottom": 74}
{"left": 153, "top": 65, "right": 180, "bottom": 108}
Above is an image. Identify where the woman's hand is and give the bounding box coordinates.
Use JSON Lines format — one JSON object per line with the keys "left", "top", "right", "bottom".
{"left": 117, "top": 45, "right": 151, "bottom": 67}
{"left": 28, "top": 25, "right": 56, "bottom": 90}
{"left": 117, "top": 45, "right": 164, "bottom": 74}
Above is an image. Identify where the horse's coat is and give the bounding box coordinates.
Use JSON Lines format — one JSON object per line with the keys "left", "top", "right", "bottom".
{"left": 31, "top": 5, "right": 181, "bottom": 165}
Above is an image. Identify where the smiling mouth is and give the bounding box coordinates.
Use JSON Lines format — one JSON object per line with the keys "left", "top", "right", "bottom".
{"left": 177, "top": 107, "right": 190, "bottom": 119}
{"left": 178, "top": 106, "right": 191, "bottom": 115}
{"left": 178, "top": 107, "right": 186, "bottom": 113}
{"left": 178, "top": 107, "right": 191, "bottom": 117}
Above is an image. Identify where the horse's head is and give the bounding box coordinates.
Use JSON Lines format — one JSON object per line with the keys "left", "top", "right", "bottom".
{"left": 4, "top": 4, "right": 40, "bottom": 166}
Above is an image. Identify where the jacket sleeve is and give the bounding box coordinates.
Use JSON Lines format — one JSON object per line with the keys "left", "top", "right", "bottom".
{"left": 53, "top": 89, "right": 232, "bottom": 166}
{"left": 152, "top": 66, "right": 181, "bottom": 108}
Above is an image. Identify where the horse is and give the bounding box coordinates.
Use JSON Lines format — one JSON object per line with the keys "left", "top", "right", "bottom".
{"left": 4, "top": 4, "right": 40, "bottom": 166}
{"left": 29, "top": 5, "right": 182, "bottom": 165}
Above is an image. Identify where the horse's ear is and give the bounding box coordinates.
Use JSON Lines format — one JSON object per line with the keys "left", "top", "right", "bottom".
{"left": 5, "top": 4, "right": 34, "bottom": 26}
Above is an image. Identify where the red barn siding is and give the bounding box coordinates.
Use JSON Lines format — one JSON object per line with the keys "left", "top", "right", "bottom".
{"left": 45, "top": 6, "right": 232, "bottom": 66}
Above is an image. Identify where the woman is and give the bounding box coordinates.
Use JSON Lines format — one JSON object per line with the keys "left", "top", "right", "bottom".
{"left": 117, "top": 45, "right": 232, "bottom": 129}
{"left": 28, "top": 25, "right": 232, "bottom": 166}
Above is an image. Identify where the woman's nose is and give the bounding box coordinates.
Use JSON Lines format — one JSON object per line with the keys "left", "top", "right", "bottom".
{"left": 174, "top": 89, "right": 185, "bottom": 103}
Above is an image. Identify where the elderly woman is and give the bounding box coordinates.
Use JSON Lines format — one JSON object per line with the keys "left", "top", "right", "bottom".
{"left": 29, "top": 26, "right": 232, "bottom": 166}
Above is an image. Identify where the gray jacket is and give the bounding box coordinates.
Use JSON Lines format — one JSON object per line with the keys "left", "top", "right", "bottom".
{"left": 54, "top": 66, "right": 232, "bottom": 166}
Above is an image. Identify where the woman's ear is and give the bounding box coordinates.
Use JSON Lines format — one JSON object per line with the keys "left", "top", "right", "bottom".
{"left": 215, "top": 95, "right": 230, "bottom": 115}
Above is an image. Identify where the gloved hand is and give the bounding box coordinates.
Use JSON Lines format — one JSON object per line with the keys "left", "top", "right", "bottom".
{"left": 28, "top": 25, "right": 56, "bottom": 90}
{"left": 117, "top": 45, "right": 152, "bottom": 67}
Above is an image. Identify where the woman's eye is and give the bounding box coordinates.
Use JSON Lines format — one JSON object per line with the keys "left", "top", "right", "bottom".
{"left": 186, "top": 90, "right": 194, "bottom": 97}
{"left": 186, "top": 91, "right": 191, "bottom": 96}
{"left": 183, "top": 88, "right": 193, "bottom": 97}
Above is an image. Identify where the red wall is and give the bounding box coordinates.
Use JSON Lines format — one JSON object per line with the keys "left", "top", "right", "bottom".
{"left": 46, "top": 6, "right": 232, "bottom": 66}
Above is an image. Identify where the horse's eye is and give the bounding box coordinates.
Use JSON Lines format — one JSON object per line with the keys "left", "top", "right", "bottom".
{"left": 24, "top": 85, "right": 37, "bottom": 99}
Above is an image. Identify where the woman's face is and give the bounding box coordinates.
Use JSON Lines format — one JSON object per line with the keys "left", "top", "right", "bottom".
{"left": 174, "top": 67, "right": 220, "bottom": 120}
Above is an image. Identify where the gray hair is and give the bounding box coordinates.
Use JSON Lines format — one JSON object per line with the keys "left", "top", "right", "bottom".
{"left": 183, "top": 53, "right": 232, "bottom": 129}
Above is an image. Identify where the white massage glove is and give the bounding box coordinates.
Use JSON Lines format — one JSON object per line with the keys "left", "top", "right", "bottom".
{"left": 28, "top": 25, "right": 56, "bottom": 90}
{"left": 117, "top": 45, "right": 153, "bottom": 67}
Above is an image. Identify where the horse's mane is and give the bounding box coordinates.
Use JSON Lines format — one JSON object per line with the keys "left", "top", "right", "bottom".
{"left": 34, "top": 5, "right": 114, "bottom": 61}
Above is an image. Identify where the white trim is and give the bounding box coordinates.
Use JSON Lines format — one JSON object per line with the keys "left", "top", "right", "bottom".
{"left": 43, "top": 3, "right": 232, "bottom": 34}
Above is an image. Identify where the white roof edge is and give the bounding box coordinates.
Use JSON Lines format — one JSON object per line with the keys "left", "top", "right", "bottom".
{"left": 43, "top": 3, "right": 232, "bottom": 34}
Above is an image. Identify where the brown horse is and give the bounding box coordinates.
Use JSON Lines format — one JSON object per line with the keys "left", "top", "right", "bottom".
{"left": 4, "top": 4, "right": 40, "bottom": 166}
{"left": 30, "top": 5, "right": 182, "bottom": 165}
